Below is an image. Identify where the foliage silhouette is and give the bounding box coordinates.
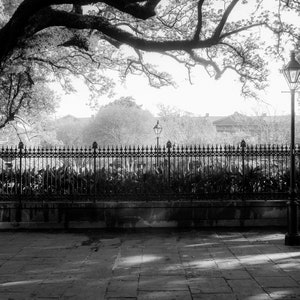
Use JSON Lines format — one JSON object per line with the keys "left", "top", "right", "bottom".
{"left": 0, "top": 160, "right": 296, "bottom": 200}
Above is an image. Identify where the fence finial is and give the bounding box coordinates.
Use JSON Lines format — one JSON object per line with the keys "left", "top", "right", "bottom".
{"left": 18, "top": 141, "right": 24, "bottom": 150}
{"left": 241, "top": 139, "right": 246, "bottom": 148}
{"left": 92, "top": 141, "right": 98, "bottom": 149}
{"left": 166, "top": 140, "right": 172, "bottom": 149}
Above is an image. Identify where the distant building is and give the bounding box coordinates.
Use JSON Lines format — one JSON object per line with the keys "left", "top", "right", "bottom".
{"left": 55, "top": 114, "right": 91, "bottom": 125}
{"left": 212, "top": 112, "right": 261, "bottom": 134}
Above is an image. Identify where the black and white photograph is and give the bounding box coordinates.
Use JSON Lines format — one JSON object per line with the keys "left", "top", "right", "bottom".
{"left": 1, "top": 1, "right": 300, "bottom": 299}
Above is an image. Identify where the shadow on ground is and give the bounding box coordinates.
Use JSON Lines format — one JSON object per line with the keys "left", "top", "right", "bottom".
{"left": 0, "top": 229, "right": 299, "bottom": 299}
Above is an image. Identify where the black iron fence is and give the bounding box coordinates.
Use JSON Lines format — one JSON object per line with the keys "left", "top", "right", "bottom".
{"left": 0, "top": 141, "right": 297, "bottom": 201}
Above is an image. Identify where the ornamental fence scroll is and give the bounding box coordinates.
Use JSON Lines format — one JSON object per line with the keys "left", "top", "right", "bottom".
{"left": 0, "top": 141, "right": 297, "bottom": 202}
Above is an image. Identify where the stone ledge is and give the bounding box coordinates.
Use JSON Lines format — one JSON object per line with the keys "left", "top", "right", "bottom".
{"left": 0, "top": 200, "right": 287, "bottom": 229}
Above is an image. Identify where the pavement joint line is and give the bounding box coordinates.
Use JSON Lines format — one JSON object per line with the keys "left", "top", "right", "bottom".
{"left": 177, "top": 242, "right": 194, "bottom": 300}
{"left": 105, "top": 239, "right": 122, "bottom": 298}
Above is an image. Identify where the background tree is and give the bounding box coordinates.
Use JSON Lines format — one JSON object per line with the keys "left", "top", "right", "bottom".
{"left": 0, "top": 62, "right": 59, "bottom": 145}
{"left": 83, "top": 97, "right": 155, "bottom": 146}
{"left": 0, "top": 113, "right": 61, "bottom": 147}
{"left": 0, "top": 64, "right": 58, "bottom": 127}
{"left": 54, "top": 115, "right": 89, "bottom": 146}
{"left": 213, "top": 113, "right": 293, "bottom": 145}
{"left": 158, "top": 104, "right": 216, "bottom": 145}
{"left": 254, "top": 115, "right": 291, "bottom": 144}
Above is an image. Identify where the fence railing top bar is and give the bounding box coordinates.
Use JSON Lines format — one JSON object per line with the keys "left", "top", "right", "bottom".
{"left": 0, "top": 143, "right": 296, "bottom": 154}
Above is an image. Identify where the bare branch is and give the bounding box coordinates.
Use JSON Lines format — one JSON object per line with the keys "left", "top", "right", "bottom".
{"left": 125, "top": 49, "right": 174, "bottom": 87}
{"left": 220, "top": 22, "right": 266, "bottom": 40}
{"left": 187, "top": 49, "right": 223, "bottom": 79}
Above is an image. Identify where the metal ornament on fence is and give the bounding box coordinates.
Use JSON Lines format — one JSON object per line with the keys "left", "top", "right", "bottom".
{"left": 0, "top": 141, "right": 295, "bottom": 201}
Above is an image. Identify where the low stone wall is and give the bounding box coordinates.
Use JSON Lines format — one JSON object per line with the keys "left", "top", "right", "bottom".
{"left": 0, "top": 200, "right": 287, "bottom": 229}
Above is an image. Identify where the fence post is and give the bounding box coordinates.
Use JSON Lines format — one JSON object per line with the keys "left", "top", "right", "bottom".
{"left": 240, "top": 139, "right": 246, "bottom": 226}
{"left": 166, "top": 141, "right": 172, "bottom": 188}
{"left": 92, "top": 141, "right": 98, "bottom": 202}
{"left": 16, "top": 141, "right": 24, "bottom": 222}
{"left": 18, "top": 141, "right": 24, "bottom": 196}
{"left": 241, "top": 140, "right": 246, "bottom": 193}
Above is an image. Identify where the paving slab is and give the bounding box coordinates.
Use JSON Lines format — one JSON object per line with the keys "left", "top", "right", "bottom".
{"left": 254, "top": 276, "right": 299, "bottom": 288}
{"left": 236, "top": 293, "right": 272, "bottom": 300}
{"left": 265, "top": 287, "right": 300, "bottom": 299}
{"left": 221, "top": 269, "right": 251, "bottom": 279}
{"left": 106, "top": 279, "right": 138, "bottom": 298}
{"left": 112, "top": 267, "right": 140, "bottom": 278}
{"left": 139, "top": 275, "right": 188, "bottom": 291}
{"left": 138, "top": 290, "right": 192, "bottom": 300}
{"left": 185, "top": 268, "right": 223, "bottom": 278}
{"left": 227, "top": 278, "right": 265, "bottom": 294}
{"left": 193, "top": 295, "right": 238, "bottom": 300}
{"left": 188, "top": 277, "right": 232, "bottom": 294}
{"left": 0, "top": 229, "right": 299, "bottom": 299}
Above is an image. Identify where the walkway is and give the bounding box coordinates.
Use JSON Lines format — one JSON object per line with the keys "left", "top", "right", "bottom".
{"left": 0, "top": 229, "right": 300, "bottom": 299}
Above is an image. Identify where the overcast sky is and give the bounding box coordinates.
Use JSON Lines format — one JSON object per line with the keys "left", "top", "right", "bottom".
{"left": 55, "top": 55, "right": 296, "bottom": 118}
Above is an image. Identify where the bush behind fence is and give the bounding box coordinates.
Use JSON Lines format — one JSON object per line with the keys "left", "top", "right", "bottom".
{"left": 0, "top": 142, "right": 298, "bottom": 201}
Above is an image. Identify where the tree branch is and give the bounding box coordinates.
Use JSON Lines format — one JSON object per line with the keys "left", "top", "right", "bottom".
{"left": 193, "top": 0, "right": 205, "bottom": 41}
{"left": 186, "top": 49, "right": 223, "bottom": 79}
{"left": 0, "top": 0, "right": 161, "bottom": 63}
{"left": 212, "top": 0, "right": 239, "bottom": 39}
{"left": 220, "top": 22, "right": 267, "bottom": 40}
{"left": 37, "top": 8, "right": 217, "bottom": 52}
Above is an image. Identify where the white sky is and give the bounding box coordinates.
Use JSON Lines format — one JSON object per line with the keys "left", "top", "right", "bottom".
{"left": 55, "top": 57, "right": 296, "bottom": 118}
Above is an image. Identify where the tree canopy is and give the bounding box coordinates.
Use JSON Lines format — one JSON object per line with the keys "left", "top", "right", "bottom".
{"left": 0, "top": 0, "right": 299, "bottom": 108}
{"left": 83, "top": 96, "right": 155, "bottom": 145}
{"left": 157, "top": 104, "right": 216, "bottom": 145}
{"left": 0, "top": 64, "right": 58, "bottom": 129}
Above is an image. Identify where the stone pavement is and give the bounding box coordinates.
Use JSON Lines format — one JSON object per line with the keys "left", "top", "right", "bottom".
{"left": 0, "top": 229, "right": 300, "bottom": 300}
